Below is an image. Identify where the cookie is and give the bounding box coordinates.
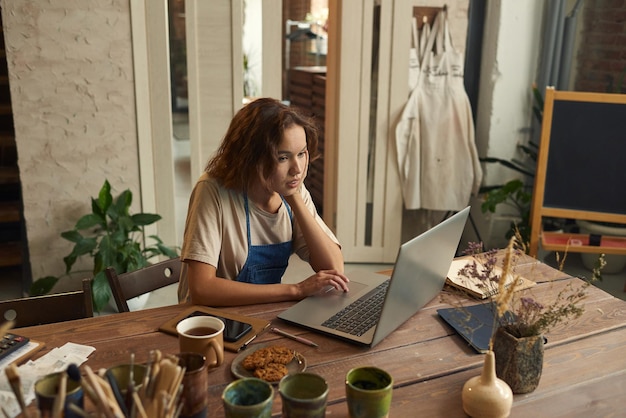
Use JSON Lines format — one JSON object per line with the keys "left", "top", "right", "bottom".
{"left": 267, "top": 346, "right": 293, "bottom": 364}
{"left": 253, "top": 362, "right": 288, "bottom": 382}
{"left": 242, "top": 347, "right": 272, "bottom": 370}
{"left": 242, "top": 346, "right": 294, "bottom": 370}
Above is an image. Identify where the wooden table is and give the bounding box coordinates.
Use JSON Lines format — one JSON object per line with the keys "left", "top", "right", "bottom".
{"left": 18, "top": 254, "right": 626, "bottom": 417}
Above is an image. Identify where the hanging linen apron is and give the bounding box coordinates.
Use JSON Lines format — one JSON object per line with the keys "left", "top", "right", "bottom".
{"left": 236, "top": 195, "right": 293, "bottom": 284}
{"left": 395, "top": 17, "right": 430, "bottom": 209}
{"left": 408, "top": 17, "right": 420, "bottom": 92}
{"left": 396, "top": 10, "right": 482, "bottom": 211}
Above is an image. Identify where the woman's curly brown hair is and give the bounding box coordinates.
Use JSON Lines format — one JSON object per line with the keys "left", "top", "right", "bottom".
{"left": 206, "top": 98, "right": 320, "bottom": 191}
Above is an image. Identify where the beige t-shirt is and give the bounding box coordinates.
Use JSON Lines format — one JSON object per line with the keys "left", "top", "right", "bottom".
{"left": 177, "top": 173, "right": 340, "bottom": 302}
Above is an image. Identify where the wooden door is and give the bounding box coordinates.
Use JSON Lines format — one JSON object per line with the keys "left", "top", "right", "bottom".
{"left": 326, "top": 0, "right": 421, "bottom": 262}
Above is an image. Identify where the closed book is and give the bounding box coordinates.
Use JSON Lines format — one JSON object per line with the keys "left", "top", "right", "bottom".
{"left": 437, "top": 303, "right": 516, "bottom": 353}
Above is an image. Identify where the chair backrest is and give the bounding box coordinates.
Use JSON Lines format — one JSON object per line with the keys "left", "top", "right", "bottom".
{"left": 105, "top": 257, "right": 182, "bottom": 313}
{"left": 1, "top": 278, "right": 94, "bottom": 328}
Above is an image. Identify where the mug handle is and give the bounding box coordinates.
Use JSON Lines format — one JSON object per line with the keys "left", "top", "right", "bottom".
{"left": 206, "top": 339, "right": 224, "bottom": 367}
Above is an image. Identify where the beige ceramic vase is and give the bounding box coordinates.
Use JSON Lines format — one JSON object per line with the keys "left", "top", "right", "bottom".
{"left": 462, "top": 350, "right": 513, "bottom": 418}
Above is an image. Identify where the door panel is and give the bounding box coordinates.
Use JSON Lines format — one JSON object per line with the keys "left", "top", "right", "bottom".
{"left": 327, "top": 0, "right": 406, "bottom": 263}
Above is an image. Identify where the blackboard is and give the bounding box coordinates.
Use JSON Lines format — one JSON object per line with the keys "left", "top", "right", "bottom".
{"left": 544, "top": 99, "right": 626, "bottom": 214}
{"left": 529, "top": 88, "right": 626, "bottom": 257}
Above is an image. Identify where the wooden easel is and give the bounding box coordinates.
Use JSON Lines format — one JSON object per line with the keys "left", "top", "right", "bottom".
{"left": 529, "top": 87, "right": 626, "bottom": 258}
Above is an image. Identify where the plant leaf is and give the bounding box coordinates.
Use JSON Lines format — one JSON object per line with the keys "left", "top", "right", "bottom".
{"left": 97, "top": 180, "right": 113, "bottom": 215}
{"left": 481, "top": 179, "right": 527, "bottom": 214}
{"left": 69, "top": 237, "right": 98, "bottom": 258}
{"left": 117, "top": 215, "right": 135, "bottom": 235}
{"left": 92, "top": 271, "right": 112, "bottom": 312}
{"left": 126, "top": 256, "right": 147, "bottom": 273}
{"left": 91, "top": 197, "right": 104, "bottom": 219}
{"left": 75, "top": 213, "right": 105, "bottom": 230}
{"left": 131, "top": 213, "right": 162, "bottom": 226}
{"left": 61, "top": 230, "right": 83, "bottom": 243}
{"left": 96, "top": 236, "right": 117, "bottom": 271}
{"left": 29, "top": 276, "right": 59, "bottom": 296}
{"left": 147, "top": 235, "right": 163, "bottom": 243}
{"left": 108, "top": 189, "right": 132, "bottom": 221}
{"left": 63, "top": 254, "right": 77, "bottom": 273}
{"left": 116, "top": 189, "right": 133, "bottom": 213}
{"left": 63, "top": 237, "right": 97, "bottom": 273}
{"left": 157, "top": 244, "right": 179, "bottom": 258}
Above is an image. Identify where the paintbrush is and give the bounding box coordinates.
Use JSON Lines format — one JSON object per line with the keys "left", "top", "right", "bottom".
{"left": 126, "top": 352, "right": 136, "bottom": 413}
{"left": 4, "top": 363, "right": 30, "bottom": 418}
{"left": 0, "top": 320, "right": 15, "bottom": 338}
{"left": 52, "top": 372, "right": 67, "bottom": 418}
{"left": 105, "top": 368, "right": 129, "bottom": 417}
{"left": 83, "top": 366, "right": 117, "bottom": 418}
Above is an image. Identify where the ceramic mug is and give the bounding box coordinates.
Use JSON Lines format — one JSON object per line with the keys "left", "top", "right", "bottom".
{"left": 177, "top": 352, "right": 209, "bottom": 418}
{"left": 105, "top": 363, "right": 148, "bottom": 415}
{"left": 106, "top": 363, "right": 147, "bottom": 394}
{"left": 345, "top": 366, "right": 393, "bottom": 418}
{"left": 278, "top": 372, "right": 329, "bottom": 418}
{"left": 34, "top": 372, "right": 84, "bottom": 418}
{"left": 176, "top": 315, "right": 225, "bottom": 368}
{"left": 222, "top": 377, "right": 274, "bottom": 418}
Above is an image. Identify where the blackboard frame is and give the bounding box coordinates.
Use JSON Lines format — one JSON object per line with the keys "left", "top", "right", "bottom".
{"left": 529, "top": 87, "right": 626, "bottom": 257}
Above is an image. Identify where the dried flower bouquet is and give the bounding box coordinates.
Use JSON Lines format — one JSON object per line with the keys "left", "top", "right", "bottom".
{"left": 453, "top": 236, "right": 606, "bottom": 345}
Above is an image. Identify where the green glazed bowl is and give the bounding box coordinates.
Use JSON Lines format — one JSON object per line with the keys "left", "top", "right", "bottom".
{"left": 345, "top": 366, "right": 393, "bottom": 418}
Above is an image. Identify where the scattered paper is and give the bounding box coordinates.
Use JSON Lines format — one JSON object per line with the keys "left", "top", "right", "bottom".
{"left": 0, "top": 342, "right": 95, "bottom": 417}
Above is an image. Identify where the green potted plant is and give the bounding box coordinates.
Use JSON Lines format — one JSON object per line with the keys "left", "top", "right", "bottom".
{"left": 479, "top": 84, "right": 566, "bottom": 247}
{"left": 29, "top": 180, "right": 178, "bottom": 311}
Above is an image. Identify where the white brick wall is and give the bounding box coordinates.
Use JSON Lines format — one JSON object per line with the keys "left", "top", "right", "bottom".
{"left": 2, "top": 0, "right": 140, "bottom": 280}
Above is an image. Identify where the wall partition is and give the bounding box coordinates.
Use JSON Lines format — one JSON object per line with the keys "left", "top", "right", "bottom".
{"left": 327, "top": 0, "right": 469, "bottom": 262}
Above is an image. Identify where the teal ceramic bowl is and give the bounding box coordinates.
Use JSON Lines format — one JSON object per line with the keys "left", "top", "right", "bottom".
{"left": 222, "top": 377, "right": 274, "bottom": 418}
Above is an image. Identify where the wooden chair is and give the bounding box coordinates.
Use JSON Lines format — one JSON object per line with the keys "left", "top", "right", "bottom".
{"left": 1, "top": 278, "right": 94, "bottom": 328}
{"left": 105, "top": 257, "right": 182, "bottom": 313}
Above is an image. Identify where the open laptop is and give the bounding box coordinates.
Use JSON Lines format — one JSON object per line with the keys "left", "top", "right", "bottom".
{"left": 278, "top": 207, "right": 470, "bottom": 347}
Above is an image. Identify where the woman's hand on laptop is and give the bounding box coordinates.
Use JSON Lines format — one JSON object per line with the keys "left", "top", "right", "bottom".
{"left": 295, "top": 270, "right": 350, "bottom": 299}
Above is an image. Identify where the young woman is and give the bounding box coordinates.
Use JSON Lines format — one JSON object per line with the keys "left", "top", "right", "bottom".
{"left": 178, "top": 98, "right": 349, "bottom": 306}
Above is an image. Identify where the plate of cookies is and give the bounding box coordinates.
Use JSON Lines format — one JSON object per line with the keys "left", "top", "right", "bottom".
{"left": 231, "top": 343, "right": 307, "bottom": 383}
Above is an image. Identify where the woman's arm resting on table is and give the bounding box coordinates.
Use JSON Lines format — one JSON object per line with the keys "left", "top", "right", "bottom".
{"left": 187, "top": 260, "right": 349, "bottom": 307}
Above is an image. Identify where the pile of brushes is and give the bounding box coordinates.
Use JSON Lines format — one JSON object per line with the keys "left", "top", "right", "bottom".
{"left": 79, "top": 350, "right": 186, "bottom": 418}
{"left": 2, "top": 322, "right": 186, "bottom": 418}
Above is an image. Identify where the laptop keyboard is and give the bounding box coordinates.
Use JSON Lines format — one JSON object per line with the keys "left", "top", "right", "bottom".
{"left": 321, "top": 280, "right": 390, "bottom": 336}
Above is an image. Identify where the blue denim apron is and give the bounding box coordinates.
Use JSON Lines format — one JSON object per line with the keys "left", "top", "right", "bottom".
{"left": 236, "top": 194, "right": 293, "bottom": 284}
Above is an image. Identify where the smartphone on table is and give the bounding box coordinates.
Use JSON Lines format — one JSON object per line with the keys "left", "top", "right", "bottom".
{"left": 186, "top": 311, "right": 253, "bottom": 342}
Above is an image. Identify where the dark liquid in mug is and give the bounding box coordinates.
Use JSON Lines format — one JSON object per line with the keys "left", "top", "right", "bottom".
{"left": 185, "top": 326, "right": 218, "bottom": 336}
{"left": 352, "top": 380, "right": 384, "bottom": 390}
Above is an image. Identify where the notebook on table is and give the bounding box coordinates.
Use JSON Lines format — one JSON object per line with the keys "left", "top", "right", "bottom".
{"left": 278, "top": 207, "right": 470, "bottom": 347}
{"left": 437, "top": 303, "right": 517, "bottom": 353}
